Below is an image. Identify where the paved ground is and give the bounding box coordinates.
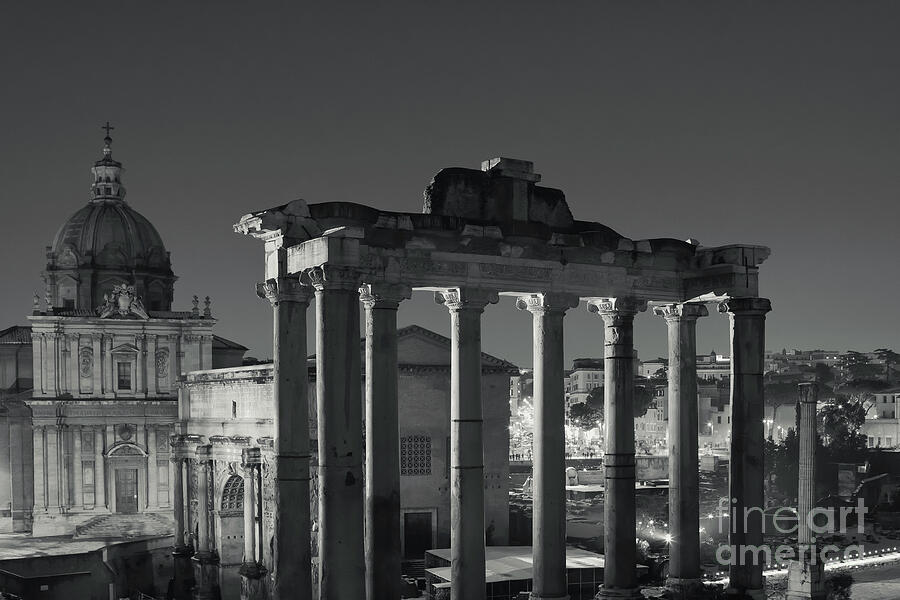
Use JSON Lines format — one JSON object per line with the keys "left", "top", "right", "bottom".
{"left": 846, "top": 563, "right": 900, "bottom": 600}
{"left": 0, "top": 533, "right": 111, "bottom": 560}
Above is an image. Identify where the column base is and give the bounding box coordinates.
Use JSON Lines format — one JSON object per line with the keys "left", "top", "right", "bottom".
{"left": 192, "top": 552, "right": 220, "bottom": 600}
{"left": 595, "top": 586, "right": 643, "bottom": 599}
{"left": 786, "top": 560, "right": 826, "bottom": 600}
{"left": 171, "top": 547, "right": 195, "bottom": 600}
{"left": 241, "top": 564, "right": 269, "bottom": 600}
{"left": 239, "top": 561, "right": 267, "bottom": 578}
{"left": 665, "top": 577, "right": 704, "bottom": 598}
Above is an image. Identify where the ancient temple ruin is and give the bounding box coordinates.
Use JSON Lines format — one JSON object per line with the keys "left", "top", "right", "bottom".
{"left": 201, "top": 157, "right": 771, "bottom": 600}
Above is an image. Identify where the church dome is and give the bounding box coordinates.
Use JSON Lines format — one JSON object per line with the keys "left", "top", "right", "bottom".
{"left": 43, "top": 128, "right": 176, "bottom": 312}
{"left": 50, "top": 201, "right": 170, "bottom": 270}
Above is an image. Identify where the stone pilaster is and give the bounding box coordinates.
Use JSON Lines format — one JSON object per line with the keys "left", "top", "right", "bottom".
{"left": 588, "top": 297, "right": 646, "bottom": 600}
{"left": 518, "top": 293, "right": 579, "bottom": 600}
{"left": 654, "top": 303, "right": 708, "bottom": 597}
{"left": 148, "top": 426, "right": 159, "bottom": 509}
{"left": 436, "top": 287, "right": 499, "bottom": 600}
{"left": 33, "top": 426, "right": 46, "bottom": 511}
{"left": 719, "top": 297, "right": 771, "bottom": 600}
{"left": 257, "top": 276, "right": 314, "bottom": 600}
{"left": 94, "top": 428, "right": 105, "bottom": 509}
{"left": 91, "top": 334, "right": 103, "bottom": 395}
{"left": 46, "top": 426, "right": 60, "bottom": 511}
{"left": 73, "top": 425, "right": 83, "bottom": 510}
{"left": 360, "top": 282, "right": 411, "bottom": 600}
{"left": 787, "top": 383, "right": 826, "bottom": 600}
{"left": 309, "top": 266, "right": 366, "bottom": 600}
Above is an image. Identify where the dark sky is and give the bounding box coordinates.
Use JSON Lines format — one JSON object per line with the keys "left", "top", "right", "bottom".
{"left": 2, "top": 2, "right": 898, "bottom": 368}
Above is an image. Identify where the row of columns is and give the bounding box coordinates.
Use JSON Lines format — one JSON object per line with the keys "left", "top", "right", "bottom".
{"left": 258, "top": 266, "right": 770, "bottom": 600}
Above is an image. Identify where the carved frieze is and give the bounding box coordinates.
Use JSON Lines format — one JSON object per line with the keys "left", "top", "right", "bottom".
{"left": 396, "top": 257, "right": 467, "bottom": 276}
{"left": 477, "top": 262, "right": 553, "bottom": 281}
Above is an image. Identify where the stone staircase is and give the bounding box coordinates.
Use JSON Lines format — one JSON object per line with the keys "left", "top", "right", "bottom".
{"left": 73, "top": 512, "right": 175, "bottom": 540}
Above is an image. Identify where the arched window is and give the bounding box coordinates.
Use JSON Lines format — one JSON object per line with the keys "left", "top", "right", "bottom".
{"left": 221, "top": 475, "right": 244, "bottom": 513}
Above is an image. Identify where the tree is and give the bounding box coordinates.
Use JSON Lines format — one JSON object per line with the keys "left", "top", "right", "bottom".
{"left": 568, "top": 402, "right": 602, "bottom": 431}
{"left": 874, "top": 348, "right": 900, "bottom": 383}
{"left": 840, "top": 351, "right": 882, "bottom": 382}
{"left": 818, "top": 393, "right": 868, "bottom": 458}
{"left": 567, "top": 387, "right": 604, "bottom": 430}
{"left": 813, "top": 362, "right": 834, "bottom": 385}
{"left": 633, "top": 385, "right": 654, "bottom": 418}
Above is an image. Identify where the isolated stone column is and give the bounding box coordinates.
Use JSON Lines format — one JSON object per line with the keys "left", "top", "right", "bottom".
{"left": 241, "top": 447, "right": 266, "bottom": 600}
{"left": 518, "top": 293, "right": 579, "bottom": 600}
{"left": 589, "top": 297, "right": 645, "bottom": 600}
{"left": 309, "top": 266, "right": 365, "bottom": 600}
{"left": 192, "top": 444, "right": 219, "bottom": 600}
{"left": 436, "top": 287, "right": 498, "bottom": 600}
{"left": 257, "top": 276, "right": 314, "bottom": 600}
{"left": 361, "top": 283, "right": 411, "bottom": 600}
{"left": 719, "top": 297, "right": 771, "bottom": 600}
{"left": 787, "top": 383, "right": 825, "bottom": 600}
{"left": 654, "top": 303, "right": 708, "bottom": 596}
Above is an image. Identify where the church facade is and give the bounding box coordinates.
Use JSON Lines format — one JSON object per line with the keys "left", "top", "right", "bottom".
{"left": 0, "top": 133, "right": 245, "bottom": 537}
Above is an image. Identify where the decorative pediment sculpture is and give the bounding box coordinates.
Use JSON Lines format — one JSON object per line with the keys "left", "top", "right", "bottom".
{"left": 96, "top": 284, "right": 150, "bottom": 320}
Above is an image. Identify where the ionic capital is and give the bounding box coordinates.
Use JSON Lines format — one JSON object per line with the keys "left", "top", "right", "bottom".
{"left": 515, "top": 292, "right": 580, "bottom": 315}
{"left": 434, "top": 287, "right": 499, "bottom": 312}
{"left": 587, "top": 297, "right": 647, "bottom": 319}
{"left": 304, "top": 265, "right": 361, "bottom": 292}
{"left": 652, "top": 302, "right": 709, "bottom": 322}
{"left": 256, "top": 277, "right": 312, "bottom": 307}
{"left": 717, "top": 296, "right": 771, "bottom": 317}
{"left": 359, "top": 282, "right": 412, "bottom": 310}
{"left": 798, "top": 382, "right": 819, "bottom": 404}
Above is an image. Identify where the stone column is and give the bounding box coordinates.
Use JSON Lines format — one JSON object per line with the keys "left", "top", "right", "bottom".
{"left": 787, "top": 383, "right": 825, "bottom": 600}
{"left": 654, "top": 303, "right": 708, "bottom": 597}
{"left": 360, "top": 283, "right": 410, "bottom": 600}
{"left": 148, "top": 426, "right": 159, "bottom": 509}
{"left": 309, "top": 266, "right": 365, "bottom": 599}
{"left": 73, "top": 425, "right": 83, "bottom": 510}
{"left": 436, "top": 287, "right": 498, "bottom": 600}
{"left": 719, "top": 297, "right": 771, "bottom": 600}
{"left": 257, "top": 276, "right": 313, "bottom": 600}
{"left": 192, "top": 446, "right": 219, "bottom": 600}
{"left": 517, "top": 293, "right": 578, "bottom": 600}
{"left": 171, "top": 453, "right": 193, "bottom": 600}
{"left": 588, "top": 297, "right": 645, "bottom": 600}
{"left": 240, "top": 448, "right": 266, "bottom": 600}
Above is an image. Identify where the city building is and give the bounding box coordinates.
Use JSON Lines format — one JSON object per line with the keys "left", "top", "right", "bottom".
{"left": 863, "top": 387, "right": 900, "bottom": 448}
{"left": 177, "top": 324, "right": 514, "bottom": 595}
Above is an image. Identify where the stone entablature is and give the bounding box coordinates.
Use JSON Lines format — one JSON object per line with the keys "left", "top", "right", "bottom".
{"left": 27, "top": 315, "right": 215, "bottom": 400}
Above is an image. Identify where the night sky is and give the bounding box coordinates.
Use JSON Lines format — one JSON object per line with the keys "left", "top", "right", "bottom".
{"left": 2, "top": 2, "right": 898, "bottom": 367}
